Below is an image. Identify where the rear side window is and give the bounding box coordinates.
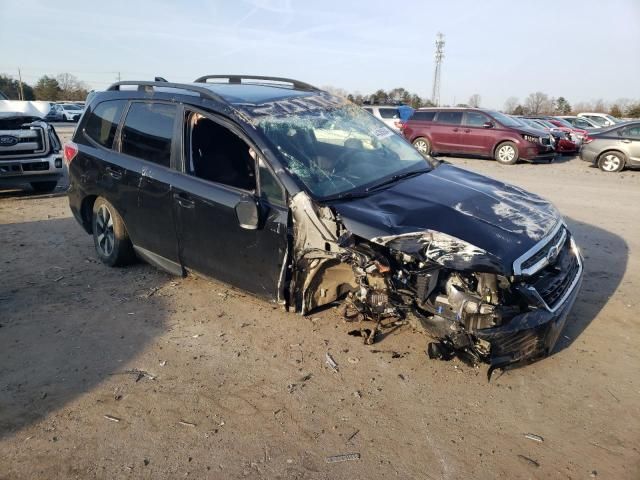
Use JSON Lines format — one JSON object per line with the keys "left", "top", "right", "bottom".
{"left": 436, "top": 111, "right": 463, "bottom": 125}
{"left": 411, "top": 111, "right": 436, "bottom": 122}
{"left": 378, "top": 108, "right": 399, "bottom": 119}
{"left": 463, "top": 112, "right": 490, "bottom": 127}
{"left": 121, "top": 102, "right": 177, "bottom": 167}
{"left": 84, "top": 100, "right": 127, "bottom": 149}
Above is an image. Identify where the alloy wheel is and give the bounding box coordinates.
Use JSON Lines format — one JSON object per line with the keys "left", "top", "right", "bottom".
{"left": 96, "top": 204, "right": 115, "bottom": 256}
{"left": 414, "top": 140, "right": 429, "bottom": 153}
{"left": 498, "top": 145, "right": 516, "bottom": 162}
{"left": 600, "top": 154, "right": 621, "bottom": 172}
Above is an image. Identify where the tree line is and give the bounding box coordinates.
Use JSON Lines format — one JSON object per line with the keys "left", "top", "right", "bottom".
{"left": 503, "top": 92, "right": 640, "bottom": 118}
{"left": 325, "top": 85, "right": 640, "bottom": 118}
{"left": 0, "top": 73, "right": 89, "bottom": 101}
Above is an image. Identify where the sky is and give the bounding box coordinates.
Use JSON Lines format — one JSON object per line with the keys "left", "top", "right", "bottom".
{"left": 1, "top": 0, "right": 639, "bottom": 109}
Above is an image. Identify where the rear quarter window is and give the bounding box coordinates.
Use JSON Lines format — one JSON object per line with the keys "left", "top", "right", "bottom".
{"left": 83, "top": 100, "right": 127, "bottom": 149}
{"left": 121, "top": 102, "right": 177, "bottom": 167}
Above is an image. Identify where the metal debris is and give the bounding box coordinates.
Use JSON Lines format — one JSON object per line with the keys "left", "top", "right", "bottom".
{"left": 178, "top": 420, "right": 196, "bottom": 427}
{"left": 346, "top": 430, "right": 360, "bottom": 443}
{"left": 110, "top": 369, "right": 156, "bottom": 382}
{"left": 325, "top": 353, "right": 339, "bottom": 372}
{"left": 326, "top": 453, "right": 361, "bottom": 463}
{"left": 517, "top": 454, "right": 540, "bottom": 468}
{"left": 104, "top": 414, "right": 121, "bottom": 423}
{"left": 524, "top": 433, "right": 544, "bottom": 443}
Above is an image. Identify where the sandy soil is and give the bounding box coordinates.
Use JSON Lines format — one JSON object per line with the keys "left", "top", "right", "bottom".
{"left": 1, "top": 134, "right": 639, "bottom": 479}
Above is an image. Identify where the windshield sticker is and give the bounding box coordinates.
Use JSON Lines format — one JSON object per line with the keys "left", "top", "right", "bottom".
{"left": 372, "top": 127, "right": 393, "bottom": 140}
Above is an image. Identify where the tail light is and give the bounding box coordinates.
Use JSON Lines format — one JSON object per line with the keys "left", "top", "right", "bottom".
{"left": 583, "top": 135, "right": 593, "bottom": 144}
{"left": 63, "top": 142, "right": 78, "bottom": 165}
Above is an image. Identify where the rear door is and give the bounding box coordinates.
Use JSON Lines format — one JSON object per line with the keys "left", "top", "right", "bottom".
{"left": 460, "top": 111, "right": 493, "bottom": 154}
{"left": 431, "top": 111, "right": 463, "bottom": 152}
{"left": 116, "top": 101, "right": 181, "bottom": 272}
{"left": 172, "top": 109, "right": 288, "bottom": 300}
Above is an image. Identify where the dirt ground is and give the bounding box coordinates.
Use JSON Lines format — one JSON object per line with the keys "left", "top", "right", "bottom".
{"left": 1, "top": 128, "right": 639, "bottom": 479}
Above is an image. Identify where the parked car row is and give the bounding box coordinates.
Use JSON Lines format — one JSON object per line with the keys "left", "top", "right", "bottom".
{"left": 399, "top": 106, "right": 638, "bottom": 172}
{"left": 44, "top": 103, "right": 84, "bottom": 122}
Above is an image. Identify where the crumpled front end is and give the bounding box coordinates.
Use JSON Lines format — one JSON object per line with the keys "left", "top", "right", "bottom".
{"left": 288, "top": 191, "right": 584, "bottom": 373}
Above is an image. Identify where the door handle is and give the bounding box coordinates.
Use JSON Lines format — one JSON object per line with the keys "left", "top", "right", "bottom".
{"left": 463, "top": 128, "right": 471, "bottom": 133}
{"left": 621, "top": 139, "right": 632, "bottom": 143}
{"left": 173, "top": 192, "right": 195, "bottom": 209}
{"left": 105, "top": 166, "right": 123, "bottom": 180}
{"left": 452, "top": 128, "right": 459, "bottom": 132}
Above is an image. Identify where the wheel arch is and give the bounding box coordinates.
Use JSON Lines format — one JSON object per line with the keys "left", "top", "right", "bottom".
{"left": 80, "top": 194, "right": 98, "bottom": 234}
{"left": 597, "top": 148, "right": 627, "bottom": 163}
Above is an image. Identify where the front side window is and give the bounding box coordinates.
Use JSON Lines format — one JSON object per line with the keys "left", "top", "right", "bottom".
{"left": 259, "top": 157, "right": 285, "bottom": 206}
{"left": 257, "top": 104, "right": 430, "bottom": 199}
{"left": 436, "top": 111, "right": 463, "bottom": 125}
{"left": 186, "top": 112, "right": 256, "bottom": 191}
{"left": 620, "top": 125, "right": 640, "bottom": 139}
{"left": 463, "top": 112, "right": 490, "bottom": 127}
{"left": 121, "top": 102, "right": 177, "bottom": 167}
{"left": 84, "top": 100, "right": 127, "bottom": 149}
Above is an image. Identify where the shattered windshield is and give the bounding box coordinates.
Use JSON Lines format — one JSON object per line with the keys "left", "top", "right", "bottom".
{"left": 257, "top": 104, "right": 430, "bottom": 199}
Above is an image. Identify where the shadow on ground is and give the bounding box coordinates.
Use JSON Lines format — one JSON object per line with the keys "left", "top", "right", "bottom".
{"left": 553, "top": 216, "right": 627, "bottom": 353}
{"left": 0, "top": 217, "right": 169, "bottom": 439}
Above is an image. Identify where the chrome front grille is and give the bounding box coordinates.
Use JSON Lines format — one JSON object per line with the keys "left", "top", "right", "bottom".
{"left": 513, "top": 223, "right": 567, "bottom": 277}
{"left": 513, "top": 223, "right": 582, "bottom": 312}
{"left": 0, "top": 124, "right": 48, "bottom": 159}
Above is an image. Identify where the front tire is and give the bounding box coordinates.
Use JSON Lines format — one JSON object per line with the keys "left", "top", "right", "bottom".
{"left": 30, "top": 181, "right": 58, "bottom": 193}
{"left": 92, "top": 197, "right": 135, "bottom": 267}
{"left": 412, "top": 137, "right": 431, "bottom": 155}
{"left": 495, "top": 141, "right": 519, "bottom": 165}
{"left": 597, "top": 151, "right": 625, "bottom": 172}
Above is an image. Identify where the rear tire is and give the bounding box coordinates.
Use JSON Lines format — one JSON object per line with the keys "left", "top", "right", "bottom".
{"left": 597, "top": 151, "right": 625, "bottom": 172}
{"left": 495, "top": 141, "right": 519, "bottom": 165}
{"left": 412, "top": 137, "right": 431, "bottom": 155}
{"left": 92, "top": 197, "right": 135, "bottom": 267}
{"left": 30, "top": 181, "right": 58, "bottom": 193}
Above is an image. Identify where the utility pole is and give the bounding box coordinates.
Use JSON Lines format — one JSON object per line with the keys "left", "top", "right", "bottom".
{"left": 431, "top": 33, "right": 445, "bottom": 106}
{"left": 17, "top": 68, "right": 25, "bottom": 100}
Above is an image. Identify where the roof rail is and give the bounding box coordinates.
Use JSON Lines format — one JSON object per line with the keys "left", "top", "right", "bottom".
{"left": 193, "top": 75, "right": 319, "bottom": 92}
{"left": 106, "top": 81, "right": 225, "bottom": 103}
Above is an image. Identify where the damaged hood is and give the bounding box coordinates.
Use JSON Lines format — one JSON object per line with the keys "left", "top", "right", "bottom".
{"left": 0, "top": 100, "right": 50, "bottom": 120}
{"left": 330, "top": 163, "right": 560, "bottom": 273}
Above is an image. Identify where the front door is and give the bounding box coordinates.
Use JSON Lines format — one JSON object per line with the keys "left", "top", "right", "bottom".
{"left": 173, "top": 110, "right": 288, "bottom": 300}
{"left": 459, "top": 111, "right": 494, "bottom": 154}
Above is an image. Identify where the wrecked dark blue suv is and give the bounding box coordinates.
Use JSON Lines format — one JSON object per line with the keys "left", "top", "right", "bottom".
{"left": 66, "top": 75, "right": 583, "bottom": 371}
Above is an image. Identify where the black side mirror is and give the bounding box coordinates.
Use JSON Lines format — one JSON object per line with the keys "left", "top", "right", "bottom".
{"left": 235, "top": 198, "right": 260, "bottom": 230}
{"left": 482, "top": 121, "right": 494, "bottom": 129}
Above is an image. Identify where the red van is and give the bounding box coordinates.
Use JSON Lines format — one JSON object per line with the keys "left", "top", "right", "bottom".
{"left": 402, "top": 108, "right": 556, "bottom": 165}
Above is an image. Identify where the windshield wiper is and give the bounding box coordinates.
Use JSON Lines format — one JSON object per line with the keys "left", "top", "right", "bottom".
{"left": 365, "top": 169, "right": 429, "bottom": 192}
{"left": 319, "top": 190, "right": 371, "bottom": 202}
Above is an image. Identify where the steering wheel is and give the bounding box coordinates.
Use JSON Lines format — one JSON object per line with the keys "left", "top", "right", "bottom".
{"left": 331, "top": 149, "right": 368, "bottom": 176}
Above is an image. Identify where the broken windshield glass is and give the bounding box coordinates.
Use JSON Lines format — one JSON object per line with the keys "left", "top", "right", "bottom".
{"left": 256, "top": 103, "right": 430, "bottom": 199}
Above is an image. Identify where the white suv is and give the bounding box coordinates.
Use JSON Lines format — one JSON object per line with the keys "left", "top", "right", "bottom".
{"left": 577, "top": 112, "right": 620, "bottom": 128}
{"left": 362, "top": 105, "right": 403, "bottom": 131}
